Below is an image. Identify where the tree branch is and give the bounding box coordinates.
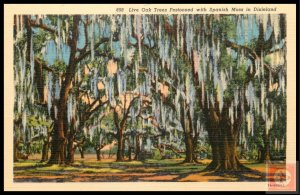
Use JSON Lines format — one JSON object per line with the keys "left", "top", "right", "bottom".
{"left": 113, "top": 108, "right": 120, "bottom": 131}
{"left": 87, "top": 100, "right": 109, "bottom": 118}
{"left": 34, "top": 57, "right": 58, "bottom": 74}
{"left": 225, "top": 39, "right": 258, "bottom": 62}
{"left": 122, "top": 96, "right": 140, "bottom": 124}
{"left": 75, "top": 38, "right": 109, "bottom": 64}
{"left": 29, "top": 19, "right": 57, "bottom": 34}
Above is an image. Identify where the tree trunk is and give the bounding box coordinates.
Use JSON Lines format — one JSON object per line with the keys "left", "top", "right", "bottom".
{"left": 79, "top": 147, "right": 85, "bottom": 159}
{"left": 259, "top": 145, "right": 270, "bottom": 163}
{"left": 96, "top": 147, "right": 101, "bottom": 161}
{"left": 205, "top": 121, "right": 245, "bottom": 171}
{"left": 257, "top": 148, "right": 261, "bottom": 161}
{"left": 116, "top": 127, "right": 125, "bottom": 161}
{"left": 66, "top": 117, "right": 78, "bottom": 164}
{"left": 128, "top": 146, "right": 132, "bottom": 161}
{"left": 48, "top": 120, "right": 66, "bottom": 164}
{"left": 184, "top": 109, "right": 197, "bottom": 163}
{"left": 47, "top": 15, "right": 80, "bottom": 165}
{"left": 183, "top": 131, "right": 194, "bottom": 163}
{"left": 47, "top": 93, "right": 68, "bottom": 165}
{"left": 13, "top": 139, "right": 19, "bottom": 162}
{"left": 127, "top": 139, "right": 132, "bottom": 161}
{"left": 134, "top": 135, "right": 141, "bottom": 160}
{"left": 41, "top": 139, "right": 49, "bottom": 162}
{"left": 49, "top": 108, "right": 77, "bottom": 165}
{"left": 262, "top": 130, "right": 271, "bottom": 162}
{"left": 180, "top": 102, "right": 197, "bottom": 163}
{"left": 265, "top": 143, "right": 270, "bottom": 161}
{"left": 66, "top": 139, "right": 75, "bottom": 164}
{"left": 122, "top": 138, "right": 126, "bottom": 159}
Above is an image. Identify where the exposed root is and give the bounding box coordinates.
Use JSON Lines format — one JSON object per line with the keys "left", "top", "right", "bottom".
{"left": 202, "top": 160, "right": 252, "bottom": 172}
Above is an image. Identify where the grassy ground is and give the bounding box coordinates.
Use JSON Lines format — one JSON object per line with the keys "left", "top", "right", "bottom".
{"left": 14, "top": 154, "right": 276, "bottom": 182}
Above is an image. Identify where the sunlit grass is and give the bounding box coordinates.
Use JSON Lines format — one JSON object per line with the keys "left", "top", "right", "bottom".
{"left": 144, "top": 158, "right": 184, "bottom": 165}
{"left": 35, "top": 165, "right": 79, "bottom": 172}
{"left": 81, "top": 168, "right": 124, "bottom": 173}
{"left": 14, "top": 160, "right": 45, "bottom": 168}
{"left": 114, "top": 161, "right": 143, "bottom": 165}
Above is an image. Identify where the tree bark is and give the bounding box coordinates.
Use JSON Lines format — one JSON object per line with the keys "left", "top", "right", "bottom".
{"left": 207, "top": 132, "right": 242, "bottom": 170}
{"left": 96, "top": 147, "right": 101, "bottom": 161}
{"left": 41, "top": 139, "right": 49, "bottom": 162}
{"left": 116, "top": 127, "right": 125, "bottom": 161}
{"left": 184, "top": 108, "right": 198, "bottom": 163}
{"left": 96, "top": 150, "right": 101, "bottom": 161}
{"left": 47, "top": 15, "right": 80, "bottom": 165}
{"left": 127, "top": 139, "right": 132, "bottom": 161}
{"left": 204, "top": 115, "right": 246, "bottom": 171}
{"left": 134, "top": 134, "right": 141, "bottom": 160}
{"left": 35, "top": 56, "right": 45, "bottom": 104}
{"left": 264, "top": 133, "right": 271, "bottom": 162}
{"left": 183, "top": 132, "right": 194, "bottom": 163}
{"left": 257, "top": 147, "right": 262, "bottom": 161}
{"left": 259, "top": 130, "right": 271, "bottom": 162}
{"left": 122, "top": 138, "right": 126, "bottom": 159}
{"left": 180, "top": 101, "right": 197, "bottom": 163}
{"left": 47, "top": 107, "right": 67, "bottom": 164}
{"left": 48, "top": 108, "right": 67, "bottom": 165}
{"left": 128, "top": 146, "right": 132, "bottom": 161}
{"left": 66, "top": 139, "right": 75, "bottom": 164}
{"left": 79, "top": 147, "right": 85, "bottom": 159}
{"left": 13, "top": 139, "right": 19, "bottom": 162}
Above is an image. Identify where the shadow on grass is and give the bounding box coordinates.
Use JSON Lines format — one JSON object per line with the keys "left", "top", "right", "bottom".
{"left": 14, "top": 159, "right": 268, "bottom": 182}
{"left": 14, "top": 163, "right": 54, "bottom": 171}
{"left": 173, "top": 167, "right": 266, "bottom": 182}
{"left": 203, "top": 169, "right": 266, "bottom": 181}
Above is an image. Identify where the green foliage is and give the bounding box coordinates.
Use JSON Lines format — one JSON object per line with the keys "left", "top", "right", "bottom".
{"left": 125, "top": 71, "right": 136, "bottom": 91}
{"left": 163, "top": 150, "right": 178, "bottom": 159}
{"left": 204, "top": 79, "right": 215, "bottom": 95}
{"left": 98, "top": 62, "right": 108, "bottom": 77}
{"left": 264, "top": 56, "right": 272, "bottom": 65}
{"left": 213, "top": 16, "right": 236, "bottom": 39}
{"left": 235, "top": 63, "right": 247, "bottom": 82}
{"left": 219, "top": 46, "right": 236, "bottom": 70}
{"left": 152, "top": 149, "right": 162, "bottom": 160}
{"left": 87, "top": 60, "right": 99, "bottom": 69}
{"left": 100, "top": 112, "right": 116, "bottom": 130}
{"left": 32, "top": 30, "right": 49, "bottom": 53}
{"left": 27, "top": 115, "right": 52, "bottom": 128}
{"left": 246, "top": 38, "right": 257, "bottom": 49}
{"left": 239, "top": 148, "right": 258, "bottom": 161}
{"left": 247, "top": 114, "right": 265, "bottom": 149}
{"left": 176, "top": 56, "right": 190, "bottom": 74}
{"left": 138, "top": 72, "right": 146, "bottom": 84}
{"left": 270, "top": 150, "right": 286, "bottom": 160}
{"left": 53, "top": 60, "right": 67, "bottom": 73}
{"left": 14, "top": 35, "right": 27, "bottom": 51}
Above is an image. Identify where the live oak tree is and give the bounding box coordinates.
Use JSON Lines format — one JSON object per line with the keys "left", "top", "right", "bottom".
{"left": 14, "top": 15, "right": 113, "bottom": 164}
{"left": 139, "top": 15, "right": 286, "bottom": 169}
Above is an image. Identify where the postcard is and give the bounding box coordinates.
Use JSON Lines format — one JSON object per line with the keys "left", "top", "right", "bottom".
{"left": 4, "top": 3, "right": 297, "bottom": 191}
